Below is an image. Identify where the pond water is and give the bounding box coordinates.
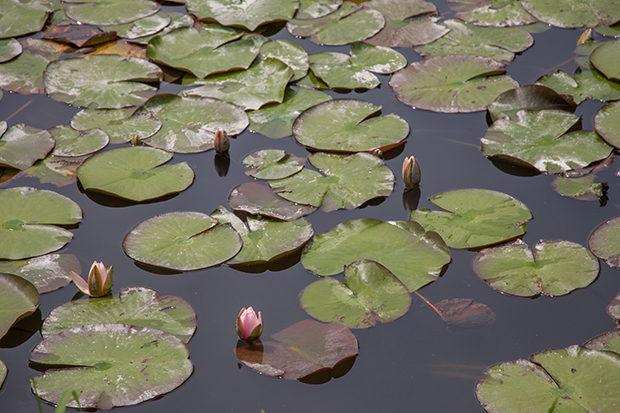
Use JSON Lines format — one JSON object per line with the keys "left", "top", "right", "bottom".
{"left": 2, "top": 1, "right": 620, "bottom": 412}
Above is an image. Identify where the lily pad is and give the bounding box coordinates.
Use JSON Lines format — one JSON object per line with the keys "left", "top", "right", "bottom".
{"left": 301, "top": 218, "right": 450, "bottom": 292}
{"left": 49, "top": 125, "right": 108, "bottom": 157}
{"left": 21, "top": 155, "right": 90, "bottom": 187}
{"left": 0, "top": 38, "right": 22, "bottom": 62}
{"left": 242, "top": 149, "right": 305, "bottom": 180}
{"left": 588, "top": 216, "right": 620, "bottom": 269}
{"left": 606, "top": 293, "right": 620, "bottom": 324}
{"left": 349, "top": 42, "right": 407, "bottom": 74}
{"left": 44, "top": 55, "right": 162, "bottom": 109}
{"left": 449, "top": 0, "right": 538, "bottom": 27}
{"left": 72, "top": 108, "right": 162, "bottom": 144}
{"left": 247, "top": 86, "right": 332, "bottom": 139}
{"left": 71, "top": 107, "right": 135, "bottom": 131}
{"left": 0, "top": 187, "right": 82, "bottom": 260}
{"left": 123, "top": 211, "right": 242, "bottom": 271}
{"left": 0, "top": 357, "right": 5, "bottom": 388}
{"left": 0, "top": 0, "right": 52, "bottom": 39}
{"left": 104, "top": 11, "right": 171, "bottom": 39}
{"left": 594, "top": 100, "right": 620, "bottom": 149}
{"left": 309, "top": 52, "right": 381, "bottom": 90}
{"left": 536, "top": 68, "right": 620, "bottom": 105}
{"left": 269, "top": 152, "right": 395, "bottom": 212}
{"left": 186, "top": 0, "right": 299, "bottom": 31}
{"left": 293, "top": 99, "right": 409, "bottom": 152}
{"left": 300, "top": 260, "right": 411, "bottom": 329}
{"left": 389, "top": 55, "right": 519, "bottom": 113}
{"left": 409, "top": 189, "right": 532, "bottom": 249}
{"left": 473, "top": 239, "right": 599, "bottom": 297}
{"left": 0, "top": 124, "right": 55, "bottom": 170}
{"left": 77, "top": 146, "right": 194, "bottom": 201}
{"left": 211, "top": 206, "right": 314, "bottom": 265}
{"left": 228, "top": 182, "right": 317, "bottom": 221}
{"left": 584, "top": 329, "right": 620, "bottom": 354}
{"left": 129, "top": 12, "right": 194, "bottom": 46}
{"left": 481, "top": 110, "right": 613, "bottom": 173}
{"left": 552, "top": 175, "right": 607, "bottom": 201}
{"left": 0, "top": 273, "right": 39, "bottom": 340}
{"left": 296, "top": 0, "right": 343, "bottom": 19}
{"left": 0, "top": 254, "right": 80, "bottom": 293}
{"left": 260, "top": 40, "right": 309, "bottom": 81}
{"left": 589, "top": 40, "right": 620, "bottom": 82}
{"left": 64, "top": 0, "right": 160, "bottom": 26}
{"left": 30, "top": 323, "right": 193, "bottom": 409}
{"left": 42, "top": 287, "right": 196, "bottom": 343}
{"left": 235, "top": 319, "right": 358, "bottom": 380}
{"left": 521, "top": 0, "right": 620, "bottom": 28}
{"left": 136, "top": 94, "right": 248, "bottom": 153}
{"left": 487, "top": 84, "right": 576, "bottom": 122}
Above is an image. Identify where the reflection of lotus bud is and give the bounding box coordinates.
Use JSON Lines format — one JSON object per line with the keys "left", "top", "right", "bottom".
{"left": 214, "top": 129, "right": 230, "bottom": 154}
{"left": 236, "top": 307, "right": 263, "bottom": 343}
{"left": 402, "top": 156, "right": 421, "bottom": 189}
{"left": 70, "top": 261, "right": 113, "bottom": 297}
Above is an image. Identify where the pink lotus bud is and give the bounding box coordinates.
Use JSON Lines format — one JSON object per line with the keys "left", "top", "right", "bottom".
{"left": 402, "top": 156, "right": 421, "bottom": 189}
{"left": 70, "top": 261, "right": 113, "bottom": 297}
{"left": 214, "top": 128, "right": 230, "bottom": 154}
{"left": 235, "top": 307, "right": 263, "bottom": 343}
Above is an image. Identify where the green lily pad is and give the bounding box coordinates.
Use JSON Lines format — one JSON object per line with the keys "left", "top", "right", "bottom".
{"left": 247, "top": 86, "right": 332, "bottom": 139}
{"left": 389, "top": 55, "right": 519, "bottom": 113}
{"left": 186, "top": 0, "right": 299, "bottom": 31}
{"left": 129, "top": 12, "right": 194, "bottom": 46}
{"left": 182, "top": 58, "right": 293, "bottom": 110}
{"left": 0, "top": 0, "right": 52, "bottom": 39}
{"left": 590, "top": 40, "right": 620, "bottom": 82}
{"left": 476, "top": 346, "right": 620, "bottom": 412}
{"left": 588, "top": 215, "right": 620, "bottom": 269}
{"left": 584, "top": 329, "right": 620, "bottom": 354}
{"left": 293, "top": 99, "right": 409, "bottom": 152}
{"left": 349, "top": 42, "right": 407, "bottom": 74}
{"left": 211, "top": 206, "right": 314, "bottom": 266}
{"left": 136, "top": 94, "right": 248, "bottom": 153}
{"left": 49, "top": 125, "right": 108, "bottom": 157}
{"left": 269, "top": 152, "right": 395, "bottom": 212}
{"left": 228, "top": 182, "right": 317, "bottom": 221}
{"left": 44, "top": 54, "right": 162, "bottom": 109}
{"left": 487, "top": 84, "right": 576, "bottom": 122}
{"left": 71, "top": 107, "right": 135, "bottom": 130}
{"left": 0, "top": 357, "right": 5, "bottom": 388}
{"left": 301, "top": 218, "right": 450, "bottom": 292}
{"left": 296, "top": 0, "right": 343, "bottom": 19}
{"left": 42, "top": 287, "right": 196, "bottom": 343}
{"left": 309, "top": 52, "right": 380, "bottom": 90}
{"left": 235, "top": 319, "right": 358, "bottom": 381}
{"left": 574, "top": 38, "right": 605, "bottom": 69}
{"left": 104, "top": 11, "right": 170, "bottom": 39}
{"left": 30, "top": 323, "right": 193, "bottom": 409}
{"left": 449, "top": 0, "right": 538, "bottom": 27}
{"left": 552, "top": 175, "right": 607, "bottom": 201}
{"left": 415, "top": 19, "right": 533, "bottom": 64}
{"left": 242, "top": 149, "right": 305, "bottom": 180}
{"left": 0, "top": 273, "right": 38, "bottom": 340}
{"left": 594, "top": 100, "right": 620, "bottom": 149}
{"left": 362, "top": 0, "right": 447, "bottom": 47}
{"left": 0, "top": 254, "right": 80, "bottom": 293}
{"left": 606, "top": 294, "right": 620, "bottom": 324}
{"left": 481, "top": 110, "right": 613, "bottom": 173}
{"left": 72, "top": 108, "right": 162, "bottom": 144}
{"left": 473, "top": 239, "right": 599, "bottom": 297}
{"left": 409, "top": 189, "right": 532, "bottom": 249}
{"left": 77, "top": 146, "right": 194, "bottom": 201}
{"left": 536, "top": 68, "right": 620, "bottom": 105}
{"left": 0, "top": 38, "right": 22, "bottom": 62}
{"left": 123, "top": 211, "right": 242, "bottom": 271}
{"left": 300, "top": 259, "right": 411, "bottom": 329}
{"left": 63, "top": 0, "right": 160, "bottom": 26}
{"left": 0, "top": 124, "right": 55, "bottom": 170}
{"left": 521, "top": 0, "right": 620, "bottom": 28}
{"left": 287, "top": 2, "right": 385, "bottom": 46}
{"left": 596, "top": 22, "right": 620, "bottom": 38}
{"left": 0, "top": 187, "right": 82, "bottom": 260}
{"left": 260, "top": 40, "right": 309, "bottom": 81}
{"left": 21, "top": 155, "right": 90, "bottom": 187}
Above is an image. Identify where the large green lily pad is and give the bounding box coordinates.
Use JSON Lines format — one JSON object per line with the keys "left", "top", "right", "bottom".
{"left": 269, "top": 152, "right": 395, "bottom": 212}
{"left": 30, "top": 323, "right": 193, "bottom": 409}
{"left": 42, "top": 287, "right": 196, "bottom": 343}
{"left": 0, "top": 254, "right": 80, "bottom": 293}
{"left": 228, "top": 182, "right": 317, "bottom": 221}
{"left": 536, "top": 68, "right": 620, "bottom": 105}
{"left": 301, "top": 218, "right": 450, "bottom": 292}
{"left": 242, "top": 149, "right": 305, "bottom": 180}
{"left": 449, "top": 0, "right": 538, "bottom": 27}
{"left": 44, "top": 55, "right": 162, "bottom": 109}
{"left": 300, "top": 260, "right": 411, "bottom": 329}
{"left": 0, "top": 187, "right": 82, "bottom": 260}
{"left": 123, "top": 212, "right": 242, "bottom": 271}
{"left": 77, "top": 146, "right": 194, "bottom": 202}
{"left": 487, "top": 84, "right": 576, "bottom": 122}
{"left": 293, "top": 99, "right": 409, "bottom": 152}
{"left": 211, "top": 206, "right": 314, "bottom": 266}
{"left": 50, "top": 125, "right": 109, "bottom": 157}
{"left": 589, "top": 215, "right": 620, "bottom": 269}
{"left": 410, "top": 189, "right": 532, "bottom": 249}
{"left": 473, "top": 239, "right": 599, "bottom": 297}
{"left": 521, "top": 0, "right": 620, "bottom": 28}
{"left": 0, "top": 0, "right": 52, "bottom": 39}
{"left": 0, "top": 123, "right": 54, "bottom": 170}
{"left": 590, "top": 40, "right": 620, "bottom": 82}
{"left": 389, "top": 55, "right": 519, "bottom": 113}
{"left": 63, "top": 0, "right": 160, "bottom": 26}
{"left": 186, "top": 0, "right": 299, "bottom": 31}
{"left": 0, "top": 273, "right": 38, "bottom": 340}
{"left": 481, "top": 110, "right": 613, "bottom": 173}
{"left": 594, "top": 100, "right": 620, "bottom": 149}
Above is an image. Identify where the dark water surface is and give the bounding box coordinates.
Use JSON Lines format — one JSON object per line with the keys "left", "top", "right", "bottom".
{"left": 2, "top": 2, "right": 620, "bottom": 412}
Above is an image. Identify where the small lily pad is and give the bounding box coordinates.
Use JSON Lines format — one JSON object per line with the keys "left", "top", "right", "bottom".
{"left": 50, "top": 125, "right": 108, "bottom": 157}
{"left": 606, "top": 293, "right": 620, "bottom": 324}
{"left": 229, "top": 182, "right": 317, "bottom": 221}
{"left": 0, "top": 254, "right": 80, "bottom": 293}
{"left": 410, "top": 189, "right": 532, "bottom": 249}
{"left": 186, "top": 0, "right": 299, "bottom": 31}
{"left": 0, "top": 123, "right": 55, "bottom": 170}
{"left": 63, "top": 0, "right": 160, "bottom": 26}
{"left": 0, "top": 0, "right": 52, "bottom": 39}
{"left": 349, "top": 42, "right": 407, "bottom": 74}
{"left": 449, "top": 0, "right": 538, "bottom": 27}
{"left": 72, "top": 108, "right": 162, "bottom": 144}
{"left": 589, "top": 216, "right": 620, "bottom": 269}
{"left": 0, "top": 273, "right": 39, "bottom": 340}
{"left": 296, "top": 0, "right": 343, "bottom": 19}
{"left": 104, "top": 11, "right": 171, "bottom": 39}
{"left": 21, "top": 155, "right": 90, "bottom": 187}
{"left": 242, "top": 149, "right": 305, "bottom": 180}
{"left": 552, "top": 175, "right": 607, "bottom": 201}
{"left": 594, "top": 100, "right": 620, "bottom": 149}
{"left": 0, "top": 38, "right": 22, "bottom": 62}
{"left": 474, "top": 239, "right": 599, "bottom": 297}
{"left": 309, "top": 52, "right": 380, "bottom": 90}
{"left": 0, "top": 357, "right": 5, "bottom": 388}
{"left": 521, "top": 0, "right": 620, "bottom": 28}
{"left": 487, "top": 84, "right": 576, "bottom": 122}
{"left": 300, "top": 260, "right": 411, "bottom": 329}
{"left": 123, "top": 211, "right": 242, "bottom": 271}
{"left": 536, "top": 68, "right": 620, "bottom": 105}
{"left": 260, "top": 39, "right": 309, "bottom": 81}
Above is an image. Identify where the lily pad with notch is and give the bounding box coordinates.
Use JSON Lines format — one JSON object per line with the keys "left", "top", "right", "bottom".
{"left": 49, "top": 125, "right": 108, "bottom": 157}
{"left": 186, "top": 0, "right": 299, "bottom": 31}
{"left": 229, "top": 182, "right": 317, "bottom": 221}
{"left": 487, "top": 84, "right": 576, "bottom": 122}
{"left": 448, "top": 0, "right": 538, "bottom": 27}
{"left": 0, "top": 273, "right": 39, "bottom": 340}
{"left": 0, "top": 254, "right": 80, "bottom": 294}
{"left": 296, "top": 0, "right": 343, "bottom": 19}
{"left": 588, "top": 215, "right": 620, "bottom": 269}
{"left": 63, "top": 0, "right": 160, "bottom": 26}
{"left": 21, "top": 155, "right": 90, "bottom": 187}
{"left": 308, "top": 52, "right": 381, "bottom": 90}
{"left": 552, "top": 175, "right": 607, "bottom": 201}
{"left": 349, "top": 42, "right": 407, "bottom": 74}
{"left": 0, "top": 0, "right": 53, "bottom": 39}
{"left": 521, "top": 0, "right": 620, "bottom": 28}
{"left": 536, "top": 68, "right": 620, "bottom": 105}
{"left": 594, "top": 100, "right": 620, "bottom": 149}
{"left": 606, "top": 294, "right": 620, "bottom": 325}
{"left": 260, "top": 39, "right": 309, "bottom": 81}
{"left": 0, "top": 123, "right": 55, "bottom": 170}
{"left": 242, "top": 149, "right": 305, "bottom": 180}
{"left": 103, "top": 11, "right": 171, "bottom": 40}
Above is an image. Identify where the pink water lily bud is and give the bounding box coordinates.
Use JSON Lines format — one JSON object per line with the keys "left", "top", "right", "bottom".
{"left": 70, "top": 261, "right": 113, "bottom": 297}
{"left": 214, "top": 128, "right": 230, "bottom": 154}
{"left": 235, "top": 307, "right": 263, "bottom": 343}
{"left": 402, "top": 156, "right": 421, "bottom": 189}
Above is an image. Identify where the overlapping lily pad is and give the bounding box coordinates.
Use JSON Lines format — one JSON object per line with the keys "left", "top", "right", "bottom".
{"left": 123, "top": 212, "right": 242, "bottom": 271}
{"left": 21, "top": 155, "right": 90, "bottom": 187}
{"left": 30, "top": 323, "right": 193, "bottom": 409}
{"left": 49, "top": 125, "right": 108, "bottom": 157}
{"left": 63, "top": 0, "right": 160, "bottom": 26}
{"left": 104, "top": 11, "right": 171, "bottom": 39}
{"left": 0, "top": 0, "right": 53, "bottom": 39}
{"left": 300, "top": 260, "right": 411, "bottom": 328}
{"left": 0, "top": 273, "right": 39, "bottom": 340}
{"left": 77, "top": 146, "right": 194, "bottom": 201}
{"left": 594, "top": 100, "right": 620, "bottom": 149}
{"left": 301, "top": 218, "right": 450, "bottom": 292}
{"left": 449, "top": 0, "right": 538, "bottom": 27}
{"left": 389, "top": 55, "right": 519, "bottom": 113}
{"left": 269, "top": 152, "right": 395, "bottom": 212}
{"left": 487, "top": 84, "right": 576, "bottom": 122}
{"left": 129, "top": 11, "right": 194, "bottom": 46}
{"left": 0, "top": 254, "right": 80, "bottom": 293}
{"left": 473, "top": 239, "right": 599, "bottom": 297}
{"left": 606, "top": 293, "right": 620, "bottom": 324}
{"left": 349, "top": 42, "right": 407, "bottom": 74}
{"left": 0, "top": 38, "right": 22, "bottom": 62}
{"left": 552, "top": 175, "right": 607, "bottom": 201}
{"left": 72, "top": 108, "right": 162, "bottom": 144}
{"left": 0, "top": 124, "right": 54, "bottom": 170}
{"left": 409, "top": 189, "right": 532, "bottom": 249}
{"left": 0, "top": 187, "right": 82, "bottom": 260}
{"left": 228, "top": 182, "right": 317, "bottom": 221}
{"left": 186, "top": 0, "right": 299, "bottom": 31}
{"left": 521, "top": 0, "right": 620, "bottom": 28}
{"left": 260, "top": 40, "right": 309, "bottom": 81}
{"left": 536, "top": 68, "right": 620, "bottom": 105}
{"left": 309, "top": 52, "right": 381, "bottom": 90}
{"left": 589, "top": 216, "right": 620, "bottom": 269}
{"left": 42, "top": 287, "right": 196, "bottom": 342}
{"left": 242, "top": 150, "right": 305, "bottom": 180}
{"left": 293, "top": 99, "right": 409, "bottom": 152}
{"left": 296, "top": 0, "right": 343, "bottom": 19}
